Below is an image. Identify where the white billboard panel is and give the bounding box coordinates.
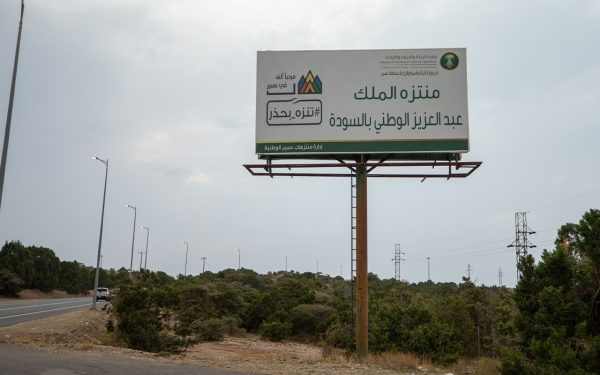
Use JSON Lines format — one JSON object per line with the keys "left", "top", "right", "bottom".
{"left": 256, "top": 49, "right": 469, "bottom": 157}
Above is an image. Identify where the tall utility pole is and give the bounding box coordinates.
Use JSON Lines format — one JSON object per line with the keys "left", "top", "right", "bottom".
{"left": 507, "top": 212, "right": 536, "bottom": 281}
{"left": 141, "top": 226, "right": 149, "bottom": 269}
{"left": 126, "top": 205, "right": 137, "bottom": 275}
{"left": 466, "top": 264, "right": 473, "bottom": 279}
{"left": 393, "top": 244, "right": 404, "bottom": 282}
{"left": 498, "top": 268, "right": 503, "bottom": 287}
{"left": 427, "top": 257, "right": 431, "bottom": 281}
{"left": 92, "top": 157, "right": 108, "bottom": 309}
{"left": 282, "top": 255, "right": 287, "bottom": 272}
{"left": 0, "top": 1, "right": 25, "bottom": 219}
{"left": 138, "top": 252, "right": 144, "bottom": 271}
{"left": 201, "top": 257, "right": 206, "bottom": 273}
{"left": 182, "top": 242, "right": 189, "bottom": 276}
{"left": 235, "top": 248, "right": 240, "bottom": 270}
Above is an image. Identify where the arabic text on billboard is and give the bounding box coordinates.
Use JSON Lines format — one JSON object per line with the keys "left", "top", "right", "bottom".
{"left": 256, "top": 49, "right": 469, "bottom": 156}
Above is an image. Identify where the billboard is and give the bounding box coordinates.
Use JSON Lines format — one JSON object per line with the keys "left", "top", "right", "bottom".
{"left": 256, "top": 49, "right": 469, "bottom": 158}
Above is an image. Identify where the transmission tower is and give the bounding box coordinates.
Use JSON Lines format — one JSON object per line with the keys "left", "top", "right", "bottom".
{"left": 507, "top": 212, "right": 536, "bottom": 281}
{"left": 466, "top": 264, "right": 473, "bottom": 279}
{"left": 498, "top": 268, "right": 503, "bottom": 287}
{"left": 393, "top": 244, "right": 404, "bottom": 281}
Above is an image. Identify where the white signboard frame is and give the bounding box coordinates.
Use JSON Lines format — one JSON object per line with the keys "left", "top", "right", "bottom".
{"left": 256, "top": 48, "right": 469, "bottom": 158}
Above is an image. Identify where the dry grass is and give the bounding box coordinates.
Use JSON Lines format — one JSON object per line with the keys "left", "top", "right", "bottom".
{"left": 321, "top": 348, "right": 429, "bottom": 371}
{"left": 444, "top": 357, "right": 500, "bottom": 375}
{"left": 366, "top": 351, "right": 430, "bottom": 370}
{"left": 475, "top": 358, "right": 501, "bottom": 375}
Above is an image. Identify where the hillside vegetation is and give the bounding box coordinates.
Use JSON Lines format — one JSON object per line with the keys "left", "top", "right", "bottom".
{"left": 2, "top": 208, "right": 600, "bottom": 374}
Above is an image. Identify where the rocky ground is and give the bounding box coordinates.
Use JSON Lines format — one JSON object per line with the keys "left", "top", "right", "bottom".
{"left": 0, "top": 306, "right": 473, "bottom": 375}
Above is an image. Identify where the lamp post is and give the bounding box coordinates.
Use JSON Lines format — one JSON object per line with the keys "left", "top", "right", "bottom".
{"left": 182, "top": 242, "right": 188, "bottom": 276}
{"left": 141, "top": 226, "right": 149, "bottom": 269}
{"left": 138, "top": 251, "right": 144, "bottom": 271}
{"left": 282, "top": 255, "right": 287, "bottom": 272}
{"left": 235, "top": 248, "right": 240, "bottom": 270}
{"left": 92, "top": 156, "right": 108, "bottom": 309}
{"left": 125, "top": 204, "right": 137, "bottom": 275}
{"left": 338, "top": 263, "right": 342, "bottom": 278}
{"left": 0, "top": 1, "right": 25, "bottom": 219}
{"left": 314, "top": 260, "right": 318, "bottom": 276}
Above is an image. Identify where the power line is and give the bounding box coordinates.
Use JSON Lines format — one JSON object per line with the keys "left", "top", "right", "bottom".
{"left": 405, "top": 188, "right": 600, "bottom": 247}
{"left": 528, "top": 188, "right": 600, "bottom": 212}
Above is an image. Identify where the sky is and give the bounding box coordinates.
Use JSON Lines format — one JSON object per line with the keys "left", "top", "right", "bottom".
{"left": 0, "top": 0, "right": 599, "bottom": 287}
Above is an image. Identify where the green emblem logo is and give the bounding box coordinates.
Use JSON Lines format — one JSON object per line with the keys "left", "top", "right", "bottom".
{"left": 440, "top": 52, "right": 459, "bottom": 70}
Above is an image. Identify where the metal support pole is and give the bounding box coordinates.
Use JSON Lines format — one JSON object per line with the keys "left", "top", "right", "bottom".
{"left": 427, "top": 257, "right": 430, "bottom": 281}
{"left": 201, "top": 257, "right": 206, "bottom": 273}
{"left": 126, "top": 205, "right": 137, "bottom": 275}
{"left": 183, "top": 242, "right": 189, "bottom": 276}
{"left": 355, "top": 162, "right": 368, "bottom": 356}
{"left": 0, "top": 1, "right": 25, "bottom": 218}
{"left": 143, "top": 226, "right": 149, "bottom": 269}
{"left": 92, "top": 157, "right": 108, "bottom": 309}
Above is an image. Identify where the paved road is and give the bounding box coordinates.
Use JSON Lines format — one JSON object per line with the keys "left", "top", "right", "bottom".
{"left": 0, "top": 343, "right": 257, "bottom": 375}
{"left": 0, "top": 297, "right": 107, "bottom": 327}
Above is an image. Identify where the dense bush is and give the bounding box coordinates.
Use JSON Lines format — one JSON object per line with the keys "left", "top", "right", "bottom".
{"left": 0, "top": 268, "right": 24, "bottom": 297}
{"left": 113, "top": 270, "right": 194, "bottom": 352}
{"left": 0, "top": 241, "right": 34, "bottom": 288}
{"left": 29, "top": 246, "right": 61, "bottom": 292}
{"left": 260, "top": 321, "right": 292, "bottom": 341}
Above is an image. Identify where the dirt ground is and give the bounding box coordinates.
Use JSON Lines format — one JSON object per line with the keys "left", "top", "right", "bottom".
{"left": 0, "top": 289, "right": 84, "bottom": 302}
{"left": 0, "top": 307, "right": 461, "bottom": 375}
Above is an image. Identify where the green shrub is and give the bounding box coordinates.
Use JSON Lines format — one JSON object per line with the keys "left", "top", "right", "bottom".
{"left": 191, "top": 318, "right": 226, "bottom": 341}
{"left": 106, "top": 319, "right": 114, "bottom": 333}
{"left": 260, "top": 321, "right": 292, "bottom": 341}
{"left": 0, "top": 268, "right": 24, "bottom": 297}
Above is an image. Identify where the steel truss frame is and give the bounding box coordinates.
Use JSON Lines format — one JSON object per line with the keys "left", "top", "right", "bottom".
{"left": 244, "top": 157, "right": 481, "bottom": 179}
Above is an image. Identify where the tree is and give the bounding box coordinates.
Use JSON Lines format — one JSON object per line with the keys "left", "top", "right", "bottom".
{"left": 500, "top": 209, "right": 600, "bottom": 375}
{"left": 0, "top": 268, "right": 24, "bottom": 297}
{"left": 0, "top": 241, "right": 34, "bottom": 288}
{"left": 29, "top": 246, "right": 61, "bottom": 292}
{"left": 57, "top": 261, "right": 92, "bottom": 294}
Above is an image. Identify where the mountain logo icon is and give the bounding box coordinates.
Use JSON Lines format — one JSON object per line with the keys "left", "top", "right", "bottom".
{"left": 298, "top": 71, "right": 322, "bottom": 94}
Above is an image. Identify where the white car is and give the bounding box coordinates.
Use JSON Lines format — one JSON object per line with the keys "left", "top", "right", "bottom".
{"left": 96, "top": 287, "right": 110, "bottom": 301}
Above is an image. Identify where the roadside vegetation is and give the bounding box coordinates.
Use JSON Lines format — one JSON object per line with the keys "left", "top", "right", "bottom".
{"left": 2, "top": 208, "right": 600, "bottom": 374}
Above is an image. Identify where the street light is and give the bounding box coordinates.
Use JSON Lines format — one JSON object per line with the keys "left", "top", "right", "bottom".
{"left": 282, "top": 255, "right": 287, "bottom": 272}
{"left": 338, "top": 263, "right": 342, "bottom": 278}
{"left": 141, "top": 226, "right": 149, "bottom": 269}
{"left": 125, "top": 204, "right": 137, "bottom": 275}
{"left": 201, "top": 257, "right": 206, "bottom": 273}
{"left": 314, "top": 259, "right": 318, "bottom": 276}
{"left": 138, "top": 251, "right": 144, "bottom": 271}
{"left": 235, "top": 248, "right": 240, "bottom": 270}
{"left": 92, "top": 156, "right": 108, "bottom": 309}
{"left": 182, "top": 242, "right": 188, "bottom": 276}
